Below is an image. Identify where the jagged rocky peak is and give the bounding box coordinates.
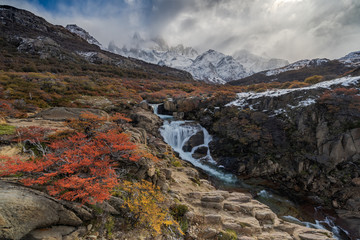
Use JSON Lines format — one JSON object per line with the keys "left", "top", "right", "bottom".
{"left": 232, "top": 49, "right": 289, "bottom": 73}
{"left": 65, "top": 24, "right": 103, "bottom": 48}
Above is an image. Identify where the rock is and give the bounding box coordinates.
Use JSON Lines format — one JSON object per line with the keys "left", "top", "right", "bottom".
{"left": 162, "top": 168, "right": 173, "bottom": 180}
{"left": 257, "top": 232, "right": 292, "bottom": 240}
{"left": 201, "top": 193, "right": 225, "bottom": 203}
{"left": 0, "top": 181, "right": 86, "bottom": 240}
{"left": 63, "top": 226, "right": 87, "bottom": 240}
{"left": 192, "top": 146, "right": 208, "bottom": 159}
{"left": 227, "top": 192, "right": 251, "bottom": 203}
{"left": 184, "top": 168, "right": 199, "bottom": 178}
{"left": 26, "top": 226, "right": 75, "bottom": 240}
{"left": 32, "top": 107, "right": 108, "bottom": 121}
{"left": 200, "top": 228, "right": 218, "bottom": 239}
{"left": 201, "top": 202, "right": 223, "bottom": 210}
{"left": 187, "top": 192, "right": 202, "bottom": 199}
{"left": 204, "top": 214, "right": 222, "bottom": 224}
{"left": 130, "top": 107, "right": 162, "bottom": 136}
{"left": 139, "top": 101, "right": 151, "bottom": 110}
{"left": 164, "top": 100, "right": 177, "bottom": 112}
{"left": 182, "top": 130, "right": 204, "bottom": 152}
{"left": 254, "top": 209, "right": 277, "bottom": 223}
{"left": 352, "top": 178, "right": 360, "bottom": 186}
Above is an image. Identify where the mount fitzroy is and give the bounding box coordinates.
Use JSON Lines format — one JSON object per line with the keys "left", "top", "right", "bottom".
{"left": 67, "top": 26, "right": 289, "bottom": 84}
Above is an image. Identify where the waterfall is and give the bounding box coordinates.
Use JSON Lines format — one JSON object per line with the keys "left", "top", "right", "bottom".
{"left": 160, "top": 120, "right": 236, "bottom": 183}
{"left": 151, "top": 104, "right": 352, "bottom": 240}
{"left": 149, "top": 103, "right": 173, "bottom": 120}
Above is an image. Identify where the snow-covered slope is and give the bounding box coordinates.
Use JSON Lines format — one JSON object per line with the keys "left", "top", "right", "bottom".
{"left": 338, "top": 51, "right": 360, "bottom": 67}
{"left": 66, "top": 24, "right": 104, "bottom": 49}
{"left": 233, "top": 49, "right": 289, "bottom": 73}
{"left": 185, "top": 50, "right": 248, "bottom": 84}
{"left": 264, "top": 58, "right": 330, "bottom": 76}
{"left": 227, "top": 76, "right": 360, "bottom": 112}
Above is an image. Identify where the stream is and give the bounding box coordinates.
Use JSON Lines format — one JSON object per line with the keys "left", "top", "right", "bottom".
{"left": 150, "top": 104, "right": 354, "bottom": 240}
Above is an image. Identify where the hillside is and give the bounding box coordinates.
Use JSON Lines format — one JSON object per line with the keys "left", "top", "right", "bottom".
{"left": 0, "top": 5, "right": 193, "bottom": 82}
{"left": 229, "top": 56, "right": 360, "bottom": 86}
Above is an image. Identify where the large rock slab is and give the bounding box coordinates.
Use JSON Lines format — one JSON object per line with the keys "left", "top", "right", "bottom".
{"left": 0, "top": 181, "right": 90, "bottom": 240}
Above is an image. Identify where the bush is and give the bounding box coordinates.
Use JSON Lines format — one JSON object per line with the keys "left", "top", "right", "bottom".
{"left": 113, "top": 180, "right": 180, "bottom": 235}
{"left": 304, "top": 75, "right": 324, "bottom": 84}
{"left": 0, "top": 124, "right": 16, "bottom": 135}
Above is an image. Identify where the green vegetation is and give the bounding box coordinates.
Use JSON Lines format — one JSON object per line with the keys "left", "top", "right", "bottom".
{"left": 0, "top": 124, "right": 16, "bottom": 135}
{"left": 218, "top": 229, "right": 238, "bottom": 240}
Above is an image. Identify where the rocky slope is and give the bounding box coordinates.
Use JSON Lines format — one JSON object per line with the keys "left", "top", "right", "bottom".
{"left": 0, "top": 5, "right": 193, "bottom": 81}
{"left": 0, "top": 106, "right": 335, "bottom": 240}
{"left": 65, "top": 24, "right": 104, "bottom": 49}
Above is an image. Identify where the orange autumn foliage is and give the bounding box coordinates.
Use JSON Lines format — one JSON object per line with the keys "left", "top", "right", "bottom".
{"left": 0, "top": 128, "right": 140, "bottom": 204}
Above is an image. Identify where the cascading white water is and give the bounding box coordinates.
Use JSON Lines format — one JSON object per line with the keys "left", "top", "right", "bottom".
{"left": 149, "top": 103, "right": 173, "bottom": 120}
{"left": 160, "top": 120, "right": 236, "bottom": 183}
{"left": 282, "top": 215, "right": 349, "bottom": 240}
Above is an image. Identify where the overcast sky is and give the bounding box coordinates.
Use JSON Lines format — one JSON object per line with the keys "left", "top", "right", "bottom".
{"left": 2, "top": 0, "right": 360, "bottom": 62}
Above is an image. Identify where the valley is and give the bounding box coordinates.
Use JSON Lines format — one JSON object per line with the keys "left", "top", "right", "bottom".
{"left": 0, "top": 4, "right": 360, "bottom": 240}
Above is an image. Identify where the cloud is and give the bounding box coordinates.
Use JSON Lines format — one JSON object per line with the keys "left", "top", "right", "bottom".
{"left": 2, "top": 0, "right": 360, "bottom": 62}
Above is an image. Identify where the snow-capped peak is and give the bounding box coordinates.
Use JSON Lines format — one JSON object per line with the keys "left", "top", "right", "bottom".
{"left": 185, "top": 49, "right": 248, "bottom": 84}
{"left": 66, "top": 24, "right": 103, "bottom": 49}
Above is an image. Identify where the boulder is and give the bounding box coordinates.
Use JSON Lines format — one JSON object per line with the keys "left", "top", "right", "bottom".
{"left": 130, "top": 107, "right": 162, "bottom": 136}
{"left": 182, "top": 130, "right": 204, "bottom": 152}
{"left": 192, "top": 146, "right": 208, "bottom": 159}
{"left": 201, "top": 193, "right": 225, "bottom": 203}
{"left": 0, "top": 181, "right": 90, "bottom": 240}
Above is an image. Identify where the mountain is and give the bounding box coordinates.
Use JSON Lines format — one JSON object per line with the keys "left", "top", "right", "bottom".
{"left": 232, "top": 49, "right": 289, "bottom": 73}
{"left": 108, "top": 34, "right": 198, "bottom": 71}
{"left": 185, "top": 50, "right": 248, "bottom": 84}
{"left": 108, "top": 34, "right": 252, "bottom": 84}
{"left": 229, "top": 53, "right": 360, "bottom": 86}
{"left": 65, "top": 24, "right": 104, "bottom": 49}
{"left": 0, "top": 5, "right": 192, "bottom": 81}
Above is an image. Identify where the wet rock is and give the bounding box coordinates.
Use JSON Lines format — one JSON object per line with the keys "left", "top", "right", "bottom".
{"left": 192, "top": 146, "right": 208, "bottom": 159}
{"left": 182, "top": 130, "right": 204, "bottom": 152}
{"left": 164, "top": 100, "right": 177, "bottom": 112}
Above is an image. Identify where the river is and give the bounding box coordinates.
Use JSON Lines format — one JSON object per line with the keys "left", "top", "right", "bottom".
{"left": 150, "top": 103, "right": 355, "bottom": 240}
